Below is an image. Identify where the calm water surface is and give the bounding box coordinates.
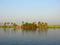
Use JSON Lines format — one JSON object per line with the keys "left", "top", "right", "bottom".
{"left": 0, "top": 28, "right": 60, "bottom": 45}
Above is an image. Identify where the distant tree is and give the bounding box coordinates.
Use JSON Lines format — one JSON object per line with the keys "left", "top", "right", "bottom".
{"left": 32, "top": 22, "right": 37, "bottom": 28}
{"left": 41, "top": 22, "right": 44, "bottom": 25}
{"left": 7, "top": 22, "right": 10, "bottom": 26}
{"left": 4, "top": 22, "right": 7, "bottom": 28}
{"left": 13, "top": 23, "right": 17, "bottom": 26}
{"left": 38, "top": 22, "right": 41, "bottom": 24}
{"left": 11, "top": 22, "right": 13, "bottom": 24}
{"left": 4, "top": 22, "right": 6, "bottom": 26}
{"left": 32, "top": 22, "right": 36, "bottom": 24}
{"left": 25, "top": 22, "right": 29, "bottom": 25}
{"left": 38, "top": 21, "right": 40, "bottom": 25}
{"left": 22, "top": 21, "right": 24, "bottom": 25}
{"left": 45, "top": 22, "right": 48, "bottom": 26}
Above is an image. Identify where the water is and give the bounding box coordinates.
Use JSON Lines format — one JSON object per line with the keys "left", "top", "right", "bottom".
{"left": 0, "top": 28, "right": 60, "bottom": 45}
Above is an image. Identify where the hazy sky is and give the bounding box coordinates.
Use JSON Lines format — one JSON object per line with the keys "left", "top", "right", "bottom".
{"left": 0, "top": 0, "right": 60, "bottom": 25}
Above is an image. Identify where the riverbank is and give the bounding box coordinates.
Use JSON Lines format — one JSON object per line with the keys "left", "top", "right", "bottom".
{"left": 0, "top": 25, "right": 60, "bottom": 29}
{"left": 48, "top": 25, "right": 60, "bottom": 28}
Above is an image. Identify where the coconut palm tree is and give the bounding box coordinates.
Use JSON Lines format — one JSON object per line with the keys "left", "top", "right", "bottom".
{"left": 4, "top": 22, "right": 7, "bottom": 28}
{"left": 11, "top": 22, "right": 13, "bottom": 24}
{"left": 38, "top": 22, "right": 42, "bottom": 28}
{"left": 22, "top": 21, "right": 24, "bottom": 25}
{"left": 13, "top": 23, "right": 17, "bottom": 26}
{"left": 41, "top": 22, "right": 44, "bottom": 28}
{"left": 32, "top": 22, "right": 37, "bottom": 28}
{"left": 44, "top": 22, "right": 48, "bottom": 28}
{"left": 4, "top": 22, "right": 6, "bottom": 25}
{"left": 12, "top": 23, "right": 18, "bottom": 28}
{"left": 38, "top": 22, "right": 41, "bottom": 25}
{"left": 7, "top": 22, "right": 10, "bottom": 26}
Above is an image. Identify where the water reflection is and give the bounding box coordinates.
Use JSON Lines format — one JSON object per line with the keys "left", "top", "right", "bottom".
{"left": 3, "top": 28, "right": 17, "bottom": 33}
{"left": 3, "top": 28, "right": 6, "bottom": 32}
{"left": 0, "top": 28, "right": 60, "bottom": 45}
{"left": 38, "top": 28, "right": 48, "bottom": 33}
{"left": 3, "top": 28, "right": 48, "bottom": 34}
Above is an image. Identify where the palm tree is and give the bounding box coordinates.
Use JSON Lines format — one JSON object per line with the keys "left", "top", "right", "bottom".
{"left": 38, "top": 22, "right": 41, "bottom": 25}
{"left": 4, "top": 22, "right": 6, "bottom": 28}
{"left": 25, "top": 22, "right": 29, "bottom": 25}
{"left": 32, "top": 22, "right": 37, "bottom": 28}
{"left": 22, "top": 21, "right": 24, "bottom": 25}
{"left": 38, "top": 22, "right": 41, "bottom": 28}
{"left": 41, "top": 22, "right": 44, "bottom": 28}
{"left": 12, "top": 23, "right": 18, "bottom": 28}
{"left": 11, "top": 22, "right": 13, "bottom": 24}
{"left": 45, "top": 22, "right": 48, "bottom": 26}
{"left": 44, "top": 22, "right": 48, "bottom": 28}
{"left": 7, "top": 22, "right": 10, "bottom": 26}
{"left": 13, "top": 23, "right": 17, "bottom": 26}
{"left": 4, "top": 22, "right": 6, "bottom": 25}
{"left": 25, "top": 22, "right": 29, "bottom": 28}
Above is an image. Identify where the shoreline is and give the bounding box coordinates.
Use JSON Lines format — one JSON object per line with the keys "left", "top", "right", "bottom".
{"left": 0, "top": 25, "right": 60, "bottom": 29}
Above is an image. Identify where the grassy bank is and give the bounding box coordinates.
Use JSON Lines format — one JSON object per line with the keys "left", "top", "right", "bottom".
{"left": 0, "top": 26, "right": 17, "bottom": 28}
{"left": 0, "top": 25, "right": 60, "bottom": 29}
{"left": 48, "top": 25, "right": 60, "bottom": 28}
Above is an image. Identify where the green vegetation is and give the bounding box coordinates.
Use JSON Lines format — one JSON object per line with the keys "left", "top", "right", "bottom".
{"left": 0, "top": 22, "right": 18, "bottom": 28}
{"left": 21, "top": 22, "right": 37, "bottom": 29}
{"left": 0, "top": 22, "right": 60, "bottom": 29}
{"left": 48, "top": 25, "right": 60, "bottom": 28}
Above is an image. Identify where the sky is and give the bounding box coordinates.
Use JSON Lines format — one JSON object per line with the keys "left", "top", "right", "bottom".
{"left": 0, "top": 0, "right": 60, "bottom": 25}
